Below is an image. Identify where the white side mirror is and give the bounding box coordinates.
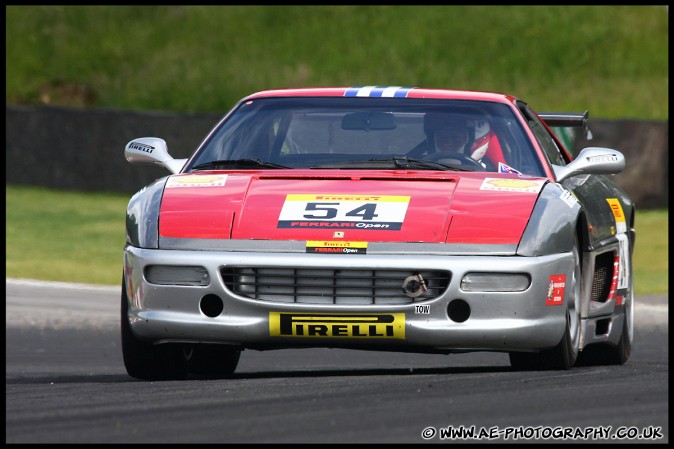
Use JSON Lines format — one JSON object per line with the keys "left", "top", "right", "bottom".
{"left": 125, "top": 137, "right": 187, "bottom": 174}
{"left": 553, "top": 147, "right": 625, "bottom": 182}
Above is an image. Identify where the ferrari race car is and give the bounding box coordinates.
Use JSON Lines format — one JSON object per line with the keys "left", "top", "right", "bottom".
{"left": 122, "top": 86, "right": 635, "bottom": 380}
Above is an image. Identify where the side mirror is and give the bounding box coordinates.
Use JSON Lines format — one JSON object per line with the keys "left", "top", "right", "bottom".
{"left": 553, "top": 147, "right": 625, "bottom": 182}
{"left": 124, "top": 137, "right": 187, "bottom": 174}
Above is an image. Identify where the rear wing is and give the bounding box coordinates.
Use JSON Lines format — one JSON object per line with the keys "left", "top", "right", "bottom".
{"left": 538, "top": 110, "right": 593, "bottom": 140}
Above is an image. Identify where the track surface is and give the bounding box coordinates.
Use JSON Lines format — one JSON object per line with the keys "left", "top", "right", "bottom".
{"left": 5, "top": 279, "right": 669, "bottom": 443}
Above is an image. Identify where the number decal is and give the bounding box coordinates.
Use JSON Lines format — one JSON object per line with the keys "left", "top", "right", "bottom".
{"left": 278, "top": 194, "right": 410, "bottom": 230}
{"left": 304, "top": 203, "right": 339, "bottom": 219}
{"left": 345, "top": 204, "right": 379, "bottom": 221}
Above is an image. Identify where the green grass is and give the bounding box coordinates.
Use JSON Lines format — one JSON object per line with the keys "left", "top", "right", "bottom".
{"left": 632, "top": 208, "right": 669, "bottom": 296}
{"left": 5, "top": 184, "right": 668, "bottom": 294}
{"left": 5, "top": 5, "right": 668, "bottom": 119}
{"left": 6, "top": 185, "right": 129, "bottom": 286}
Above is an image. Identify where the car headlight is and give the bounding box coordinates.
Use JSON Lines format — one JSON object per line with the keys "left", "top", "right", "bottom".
{"left": 460, "top": 272, "right": 530, "bottom": 292}
{"left": 145, "top": 265, "right": 210, "bottom": 286}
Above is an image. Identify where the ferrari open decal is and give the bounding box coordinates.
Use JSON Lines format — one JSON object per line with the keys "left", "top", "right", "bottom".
{"left": 546, "top": 274, "right": 566, "bottom": 306}
{"left": 306, "top": 240, "right": 368, "bottom": 254}
{"left": 269, "top": 312, "right": 405, "bottom": 339}
{"left": 480, "top": 178, "right": 545, "bottom": 193}
{"left": 343, "top": 86, "right": 414, "bottom": 98}
{"left": 277, "top": 194, "right": 410, "bottom": 230}
{"left": 165, "top": 174, "right": 228, "bottom": 188}
{"left": 606, "top": 198, "right": 627, "bottom": 234}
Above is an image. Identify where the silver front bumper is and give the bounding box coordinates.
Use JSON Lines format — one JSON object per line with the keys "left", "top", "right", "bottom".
{"left": 123, "top": 244, "right": 574, "bottom": 353}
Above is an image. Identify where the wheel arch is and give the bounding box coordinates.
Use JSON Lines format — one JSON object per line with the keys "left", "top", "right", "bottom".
{"left": 517, "top": 182, "right": 582, "bottom": 257}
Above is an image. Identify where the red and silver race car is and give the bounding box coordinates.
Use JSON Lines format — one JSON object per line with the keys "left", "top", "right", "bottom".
{"left": 122, "top": 86, "right": 635, "bottom": 380}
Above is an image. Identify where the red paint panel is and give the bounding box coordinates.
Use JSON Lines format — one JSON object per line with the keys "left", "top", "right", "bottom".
{"left": 158, "top": 171, "right": 543, "bottom": 244}
{"left": 445, "top": 176, "right": 543, "bottom": 244}
{"left": 159, "top": 173, "right": 247, "bottom": 239}
{"left": 232, "top": 174, "right": 458, "bottom": 242}
{"left": 160, "top": 210, "right": 234, "bottom": 239}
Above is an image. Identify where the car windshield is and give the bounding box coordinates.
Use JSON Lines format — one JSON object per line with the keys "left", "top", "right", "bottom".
{"left": 187, "top": 97, "right": 545, "bottom": 176}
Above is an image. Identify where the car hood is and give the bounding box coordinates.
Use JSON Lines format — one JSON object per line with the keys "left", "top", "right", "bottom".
{"left": 158, "top": 171, "right": 547, "bottom": 244}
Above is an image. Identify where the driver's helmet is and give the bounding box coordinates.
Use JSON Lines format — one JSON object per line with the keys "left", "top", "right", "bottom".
{"left": 423, "top": 113, "right": 471, "bottom": 153}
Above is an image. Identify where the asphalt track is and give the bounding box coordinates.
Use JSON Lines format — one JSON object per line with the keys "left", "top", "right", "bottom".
{"left": 5, "top": 279, "right": 669, "bottom": 443}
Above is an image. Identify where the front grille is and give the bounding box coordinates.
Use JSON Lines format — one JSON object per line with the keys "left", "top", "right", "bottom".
{"left": 221, "top": 267, "right": 451, "bottom": 305}
{"left": 591, "top": 251, "right": 615, "bottom": 302}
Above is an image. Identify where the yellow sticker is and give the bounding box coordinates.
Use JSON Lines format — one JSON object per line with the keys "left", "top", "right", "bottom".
{"left": 286, "top": 194, "right": 409, "bottom": 202}
{"left": 306, "top": 241, "right": 368, "bottom": 248}
{"left": 606, "top": 198, "right": 626, "bottom": 233}
{"left": 269, "top": 312, "right": 405, "bottom": 339}
{"left": 165, "top": 174, "right": 227, "bottom": 188}
{"left": 480, "top": 178, "right": 545, "bottom": 193}
{"left": 306, "top": 241, "right": 368, "bottom": 254}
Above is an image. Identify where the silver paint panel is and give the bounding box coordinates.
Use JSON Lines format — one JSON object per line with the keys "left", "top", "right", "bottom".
{"left": 123, "top": 244, "right": 576, "bottom": 352}
{"left": 125, "top": 177, "right": 168, "bottom": 249}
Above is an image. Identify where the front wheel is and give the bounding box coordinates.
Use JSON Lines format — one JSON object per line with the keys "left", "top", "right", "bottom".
{"left": 510, "top": 234, "right": 582, "bottom": 370}
{"left": 121, "top": 277, "right": 242, "bottom": 380}
{"left": 121, "top": 278, "right": 189, "bottom": 380}
{"left": 187, "top": 344, "right": 241, "bottom": 378}
{"left": 577, "top": 238, "right": 634, "bottom": 366}
{"left": 509, "top": 307, "right": 580, "bottom": 370}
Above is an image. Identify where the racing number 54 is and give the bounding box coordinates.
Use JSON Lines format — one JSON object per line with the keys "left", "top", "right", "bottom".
{"left": 303, "top": 202, "right": 379, "bottom": 220}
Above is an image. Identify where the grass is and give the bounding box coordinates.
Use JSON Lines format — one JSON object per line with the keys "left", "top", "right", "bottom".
{"left": 632, "top": 208, "right": 669, "bottom": 296}
{"left": 5, "top": 5, "right": 668, "bottom": 119}
{"left": 5, "top": 184, "right": 668, "bottom": 294}
{"left": 6, "top": 185, "right": 128, "bottom": 286}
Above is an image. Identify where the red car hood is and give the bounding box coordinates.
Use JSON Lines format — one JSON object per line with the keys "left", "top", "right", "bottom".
{"left": 159, "top": 171, "right": 546, "bottom": 244}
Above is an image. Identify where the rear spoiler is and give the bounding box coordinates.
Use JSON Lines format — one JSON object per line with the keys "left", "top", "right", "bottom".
{"left": 539, "top": 110, "right": 593, "bottom": 140}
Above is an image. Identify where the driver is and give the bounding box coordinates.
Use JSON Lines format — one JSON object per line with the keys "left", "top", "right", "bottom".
{"left": 423, "top": 113, "right": 472, "bottom": 155}
{"left": 433, "top": 123, "right": 470, "bottom": 153}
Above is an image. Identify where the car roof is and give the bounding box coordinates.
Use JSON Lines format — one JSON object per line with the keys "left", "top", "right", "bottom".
{"left": 243, "top": 86, "right": 519, "bottom": 104}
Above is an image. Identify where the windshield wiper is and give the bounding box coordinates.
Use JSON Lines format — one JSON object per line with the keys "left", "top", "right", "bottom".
{"left": 392, "top": 157, "right": 475, "bottom": 171}
{"left": 312, "top": 157, "right": 473, "bottom": 171}
{"left": 190, "top": 159, "right": 289, "bottom": 171}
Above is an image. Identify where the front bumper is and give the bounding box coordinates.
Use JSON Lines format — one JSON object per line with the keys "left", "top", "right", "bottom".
{"left": 123, "top": 243, "right": 574, "bottom": 353}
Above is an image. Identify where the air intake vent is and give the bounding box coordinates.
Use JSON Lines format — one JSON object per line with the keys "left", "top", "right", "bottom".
{"left": 221, "top": 267, "right": 451, "bottom": 305}
{"left": 591, "top": 252, "right": 615, "bottom": 302}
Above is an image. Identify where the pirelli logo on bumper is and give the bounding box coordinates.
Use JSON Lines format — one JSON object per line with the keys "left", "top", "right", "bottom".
{"left": 269, "top": 313, "right": 405, "bottom": 339}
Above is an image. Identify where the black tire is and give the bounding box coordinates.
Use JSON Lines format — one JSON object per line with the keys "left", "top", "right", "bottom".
{"left": 508, "top": 351, "right": 545, "bottom": 371}
{"left": 510, "top": 234, "right": 582, "bottom": 371}
{"left": 576, "top": 308, "right": 632, "bottom": 366}
{"left": 607, "top": 299, "right": 633, "bottom": 364}
{"left": 509, "top": 308, "right": 579, "bottom": 371}
{"left": 121, "top": 278, "right": 189, "bottom": 381}
{"left": 187, "top": 344, "right": 241, "bottom": 378}
{"left": 577, "top": 244, "right": 633, "bottom": 366}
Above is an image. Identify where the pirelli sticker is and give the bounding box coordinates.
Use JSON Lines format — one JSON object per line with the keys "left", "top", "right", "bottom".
{"left": 480, "top": 178, "right": 545, "bottom": 193}
{"left": 306, "top": 240, "right": 368, "bottom": 254}
{"left": 269, "top": 312, "right": 405, "bottom": 339}
{"left": 606, "top": 198, "right": 627, "bottom": 234}
{"left": 165, "top": 174, "right": 228, "bottom": 188}
{"left": 278, "top": 194, "right": 410, "bottom": 230}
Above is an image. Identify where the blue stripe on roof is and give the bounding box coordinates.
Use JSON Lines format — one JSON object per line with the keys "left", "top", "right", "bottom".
{"left": 344, "top": 87, "right": 363, "bottom": 97}
{"left": 344, "top": 86, "right": 415, "bottom": 97}
{"left": 393, "top": 87, "right": 414, "bottom": 97}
